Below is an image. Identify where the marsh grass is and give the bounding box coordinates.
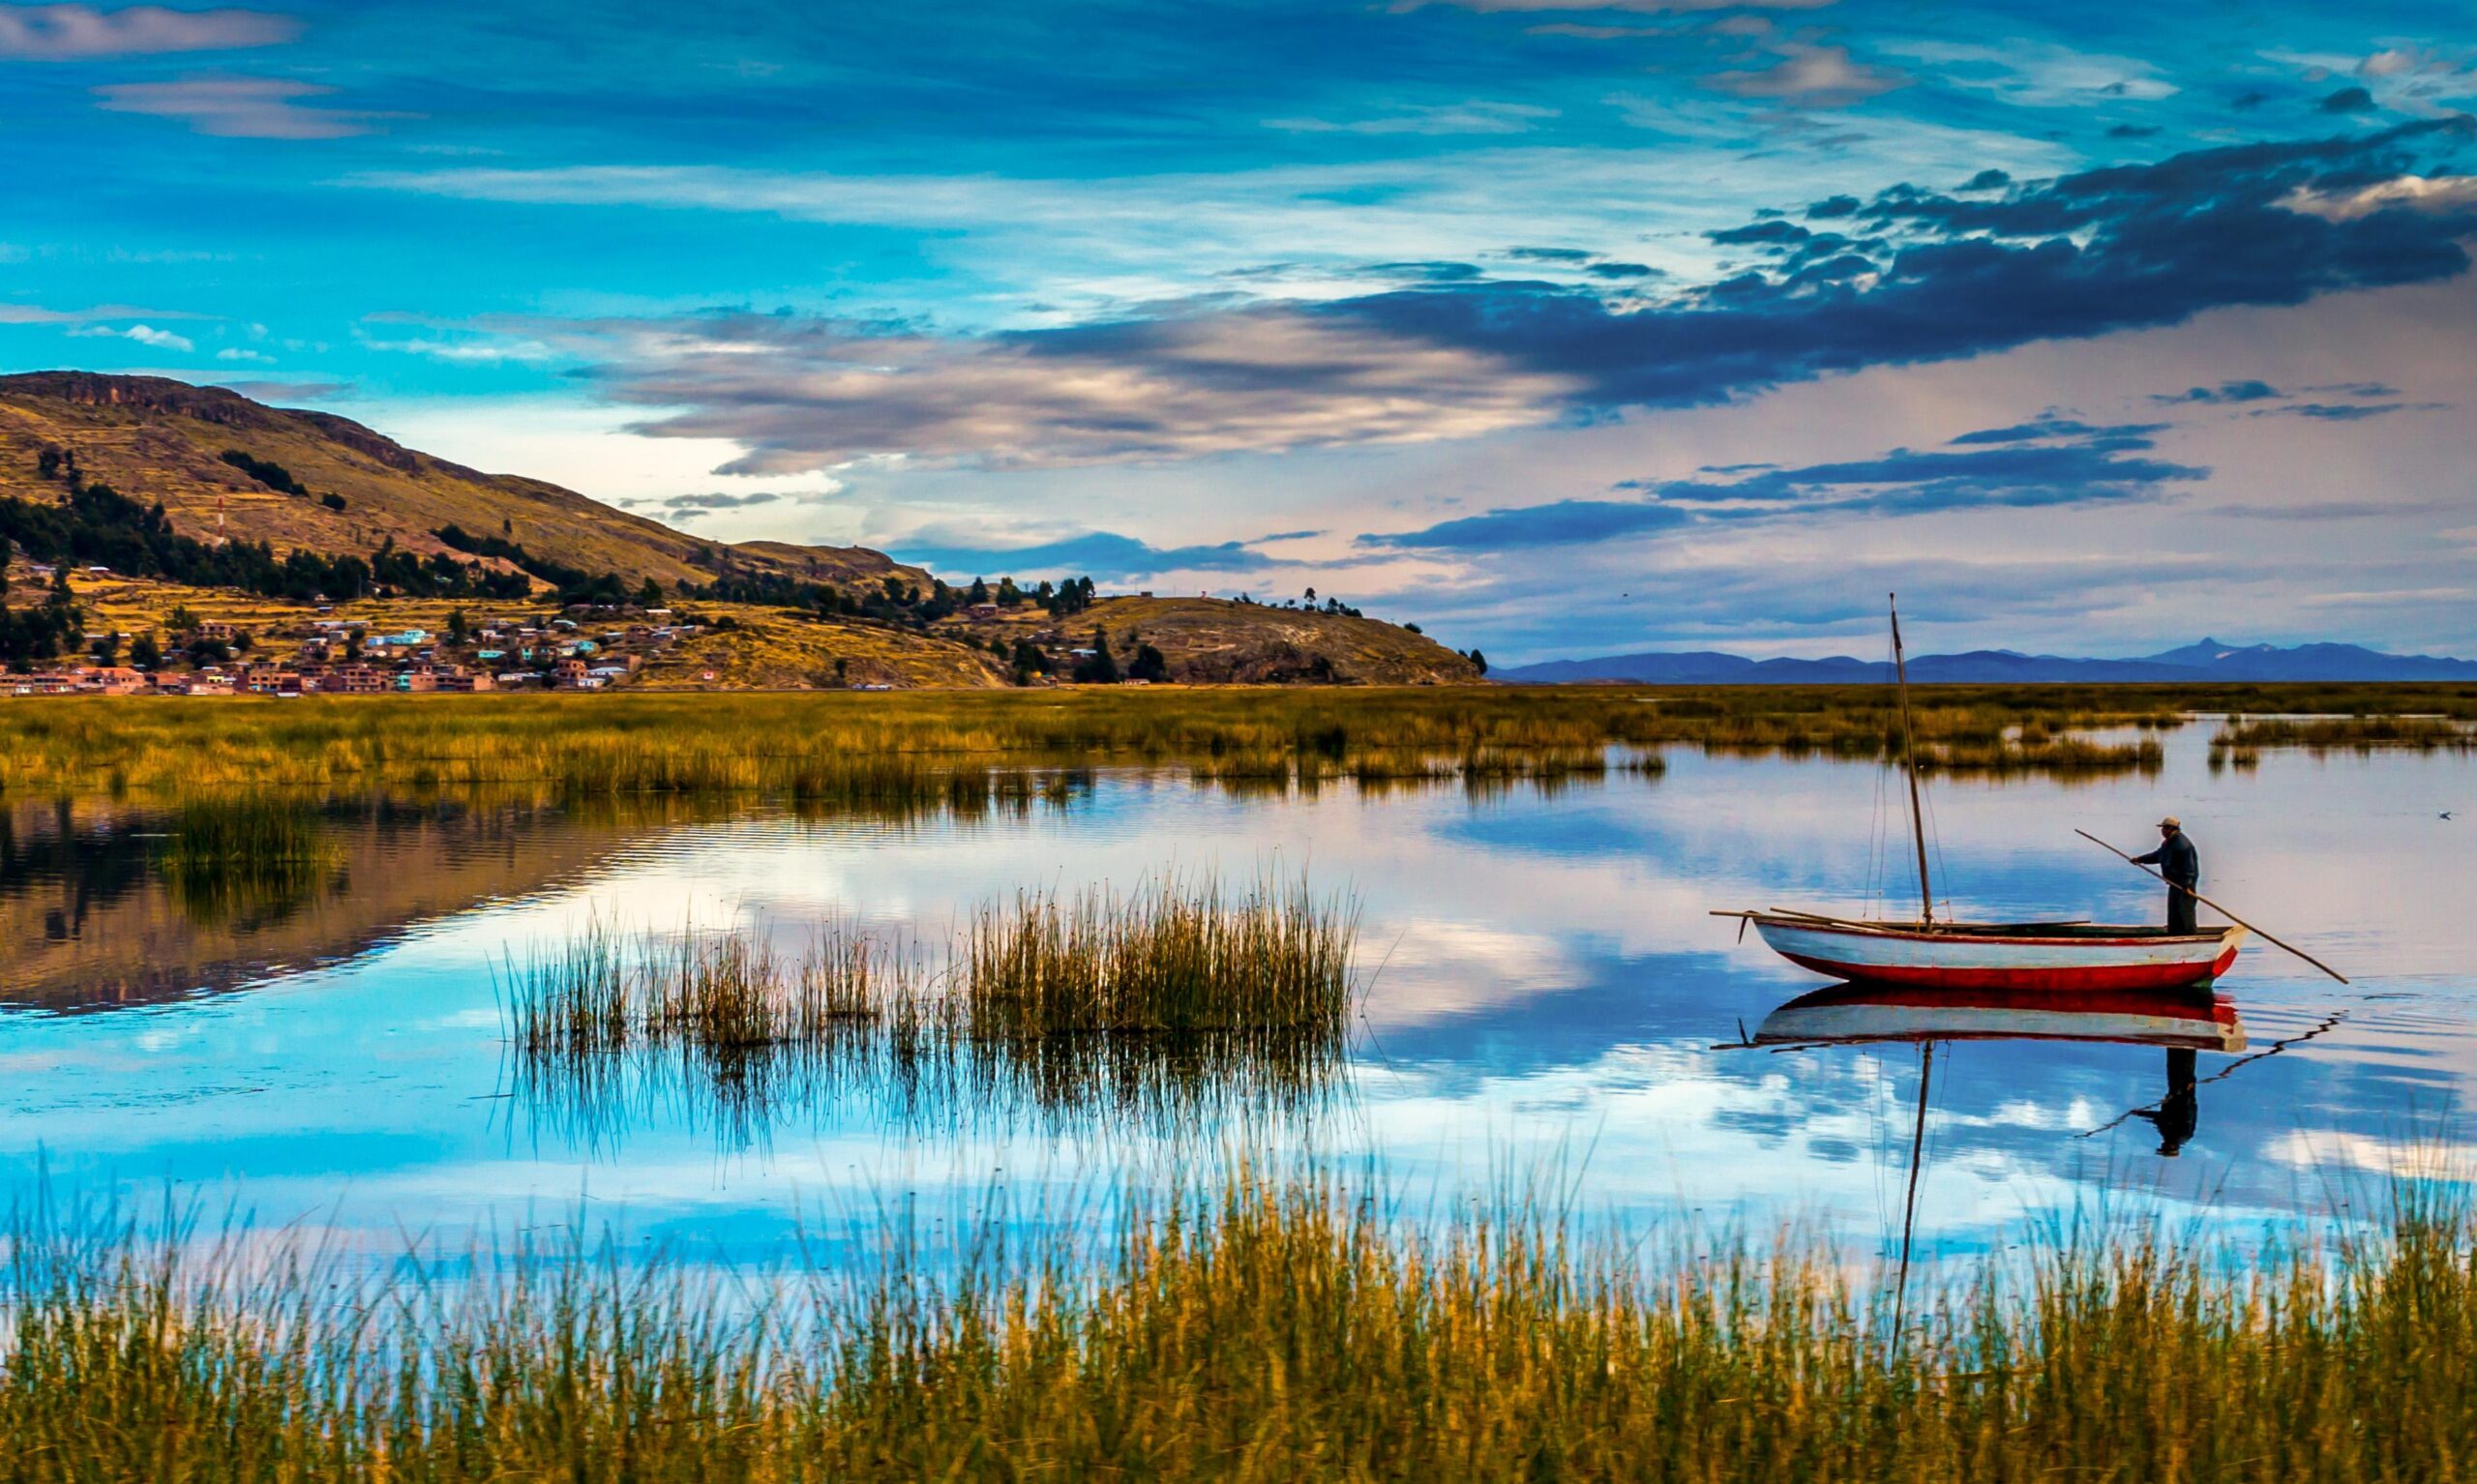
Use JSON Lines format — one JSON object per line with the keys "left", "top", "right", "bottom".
{"left": 16, "top": 681, "right": 2455, "bottom": 800}
{"left": 2212, "top": 714, "right": 2476, "bottom": 754}
{"left": 502, "top": 878, "right": 1358, "bottom": 1146}
{"left": 7, "top": 1170, "right": 2477, "bottom": 1480}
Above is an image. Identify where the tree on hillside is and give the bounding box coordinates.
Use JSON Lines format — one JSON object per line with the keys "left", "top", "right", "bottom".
{"left": 1073, "top": 627, "right": 1120, "bottom": 684}
{"left": 89, "top": 633, "right": 119, "bottom": 666}
{"left": 967, "top": 577, "right": 990, "bottom": 606}
{"left": 1467, "top": 649, "right": 1488, "bottom": 675}
{"left": 1009, "top": 638, "right": 1052, "bottom": 685}
{"left": 1129, "top": 641, "right": 1169, "bottom": 683}
{"left": 130, "top": 631, "right": 162, "bottom": 669}
{"left": 638, "top": 578, "right": 662, "bottom": 608}
{"left": 448, "top": 608, "right": 469, "bottom": 644}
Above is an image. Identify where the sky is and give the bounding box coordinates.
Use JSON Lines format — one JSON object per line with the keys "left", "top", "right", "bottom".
{"left": 3, "top": 0, "right": 2473, "bottom": 665}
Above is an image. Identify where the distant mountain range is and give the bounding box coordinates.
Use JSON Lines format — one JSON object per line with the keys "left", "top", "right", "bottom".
{"left": 1497, "top": 638, "right": 2477, "bottom": 686}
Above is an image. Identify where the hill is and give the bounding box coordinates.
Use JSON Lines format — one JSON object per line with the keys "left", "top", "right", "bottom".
{"left": 0, "top": 371, "right": 921, "bottom": 593}
{"left": 0, "top": 371, "right": 1478, "bottom": 689}
{"left": 1497, "top": 638, "right": 2477, "bottom": 685}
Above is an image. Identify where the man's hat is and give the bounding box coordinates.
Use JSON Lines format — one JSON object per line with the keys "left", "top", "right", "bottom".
{"left": 2159, "top": 816, "right": 2181, "bottom": 829}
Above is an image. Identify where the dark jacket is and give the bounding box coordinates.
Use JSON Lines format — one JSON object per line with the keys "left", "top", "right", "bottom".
{"left": 2134, "top": 830, "right": 2199, "bottom": 887}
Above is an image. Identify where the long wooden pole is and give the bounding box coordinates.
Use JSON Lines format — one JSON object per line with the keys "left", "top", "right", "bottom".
{"left": 2074, "top": 829, "right": 2350, "bottom": 984}
{"left": 1890, "top": 595, "right": 1935, "bottom": 927}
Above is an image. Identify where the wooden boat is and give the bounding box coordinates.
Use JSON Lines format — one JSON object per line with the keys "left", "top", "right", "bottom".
{"left": 1742, "top": 913, "right": 2247, "bottom": 993}
{"left": 1724, "top": 596, "right": 2247, "bottom": 994}
{"left": 1748, "top": 981, "right": 2248, "bottom": 1052}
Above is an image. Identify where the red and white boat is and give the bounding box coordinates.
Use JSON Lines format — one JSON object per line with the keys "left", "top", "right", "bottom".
{"left": 1743, "top": 913, "right": 2247, "bottom": 994}
{"left": 1724, "top": 596, "right": 2250, "bottom": 994}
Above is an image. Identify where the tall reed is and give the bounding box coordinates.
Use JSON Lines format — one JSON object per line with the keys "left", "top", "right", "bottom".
{"left": 500, "top": 877, "right": 1358, "bottom": 1145}
{"left": 6, "top": 1170, "right": 2476, "bottom": 1480}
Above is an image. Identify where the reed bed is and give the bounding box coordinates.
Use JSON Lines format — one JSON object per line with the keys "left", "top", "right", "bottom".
{"left": 7, "top": 1170, "right": 2477, "bottom": 1480}
{"left": 15, "top": 682, "right": 2452, "bottom": 800}
{"left": 2212, "top": 713, "right": 2476, "bottom": 754}
{"left": 501, "top": 878, "right": 1358, "bottom": 1145}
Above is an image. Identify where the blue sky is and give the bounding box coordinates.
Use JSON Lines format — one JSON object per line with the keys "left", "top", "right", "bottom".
{"left": 5, "top": 0, "right": 2474, "bottom": 663}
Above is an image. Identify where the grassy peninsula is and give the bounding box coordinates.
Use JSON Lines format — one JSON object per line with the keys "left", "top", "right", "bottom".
{"left": 4, "top": 681, "right": 2472, "bottom": 799}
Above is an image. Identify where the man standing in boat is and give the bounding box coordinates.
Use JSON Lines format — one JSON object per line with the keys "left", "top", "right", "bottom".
{"left": 2133, "top": 816, "right": 2200, "bottom": 934}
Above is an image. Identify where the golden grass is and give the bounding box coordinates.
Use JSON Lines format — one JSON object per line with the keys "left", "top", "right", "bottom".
{"left": 7, "top": 1170, "right": 2476, "bottom": 1480}
{"left": 12, "top": 681, "right": 2446, "bottom": 799}
{"left": 2212, "top": 714, "right": 2476, "bottom": 753}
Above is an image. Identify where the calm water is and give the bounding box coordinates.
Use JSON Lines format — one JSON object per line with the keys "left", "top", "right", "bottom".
{"left": 3, "top": 726, "right": 2468, "bottom": 1265}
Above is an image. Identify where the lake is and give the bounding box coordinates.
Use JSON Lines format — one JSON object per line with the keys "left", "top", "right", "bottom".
{"left": 3, "top": 723, "right": 2466, "bottom": 1267}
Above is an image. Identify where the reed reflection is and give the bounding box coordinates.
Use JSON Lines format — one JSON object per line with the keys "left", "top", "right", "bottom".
{"left": 499, "top": 877, "right": 1358, "bottom": 1153}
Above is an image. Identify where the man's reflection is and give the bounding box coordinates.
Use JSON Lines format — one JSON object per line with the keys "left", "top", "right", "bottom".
{"left": 2133, "top": 1047, "right": 2199, "bottom": 1156}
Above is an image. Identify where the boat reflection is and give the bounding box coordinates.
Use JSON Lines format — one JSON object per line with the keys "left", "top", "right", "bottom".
{"left": 1743, "top": 981, "right": 2253, "bottom": 1327}
{"left": 1749, "top": 982, "right": 2246, "bottom": 1054}
{"left": 1751, "top": 981, "right": 2246, "bottom": 1160}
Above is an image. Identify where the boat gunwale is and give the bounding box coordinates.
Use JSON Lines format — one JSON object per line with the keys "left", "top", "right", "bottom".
{"left": 1741, "top": 911, "right": 2244, "bottom": 949}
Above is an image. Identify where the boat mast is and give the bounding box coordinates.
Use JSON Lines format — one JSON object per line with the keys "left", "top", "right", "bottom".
{"left": 1890, "top": 593, "right": 1935, "bottom": 927}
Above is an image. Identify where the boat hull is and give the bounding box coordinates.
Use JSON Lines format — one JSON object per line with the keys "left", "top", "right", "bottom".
{"left": 1749, "top": 916, "right": 2247, "bottom": 993}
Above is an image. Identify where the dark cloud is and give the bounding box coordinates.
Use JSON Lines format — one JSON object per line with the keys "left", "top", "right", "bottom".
{"left": 2253, "top": 401, "right": 2418, "bottom": 421}
{"left": 1321, "top": 121, "right": 2477, "bottom": 418}
{"left": 2151, "top": 378, "right": 2284, "bottom": 404}
{"left": 1583, "top": 260, "right": 1659, "bottom": 279}
{"left": 2320, "top": 86, "right": 2375, "bottom": 113}
{"left": 1503, "top": 246, "right": 1596, "bottom": 263}
{"left": 889, "top": 530, "right": 1279, "bottom": 580}
{"left": 1949, "top": 415, "right": 2165, "bottom": 444}
{"left": 1959, "top": 169, "right": 2011, "bottom": 192}
{"left": 1805, "top": 193, "right": 1862, "bottom": 218}
{"left": 562, "top": 123, "right": 2477, "bottom": 470}
{"left": 1362, "top": 420, "right": 2203, "bottom": 550}
{"left": 1358, "top": 498, "right": 1694, "bottom": 551}
{"left": 2232, "top": 90, "right": 2269, "bottom": 110}
{"left": 2106, "top": 124, "right": 2161, "bottom": 139}
{"left": 2304, "top": 380, "right": 2402, "bottom": 398}
{"left": 1707, "top": 219, "right": 1812, "bottom": 246}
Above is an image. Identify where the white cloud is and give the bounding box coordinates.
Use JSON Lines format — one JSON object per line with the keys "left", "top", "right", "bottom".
{"left": 0, "top": 3, "right": 296, "bottom": 59}
{"left": 93, "top": 74, "right": 386, "bottom": 138}
{"left": 1265, "top": 102, "right": 1557, "bottom": 135}
{"left": 1398, "top": 0, "right": 1834, "bottom": 12}
{"left": 215, "top": 345, "right": 271, "bottom": 363}
{"left": 68, "top": 321, "right": 194, "bottom": 350}
{"left": 1876, "top": 39, "right": 2177, "bottom": 105}
{"left": 1708, "top": 43, "right": 1906, "bottom": 104}
{"left": 0, "top": 300, "right": 204, "bottom": 323}
{"left": 362, "top": 334, "right": 560, "bottom": 364}
{"left": 2282, "top": 174, "right": 2477, "bottom": 222}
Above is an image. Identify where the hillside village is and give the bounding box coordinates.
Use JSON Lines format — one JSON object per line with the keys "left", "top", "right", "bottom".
{"left": 0, "top": 373, "right": 1485, "bottom": 695}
